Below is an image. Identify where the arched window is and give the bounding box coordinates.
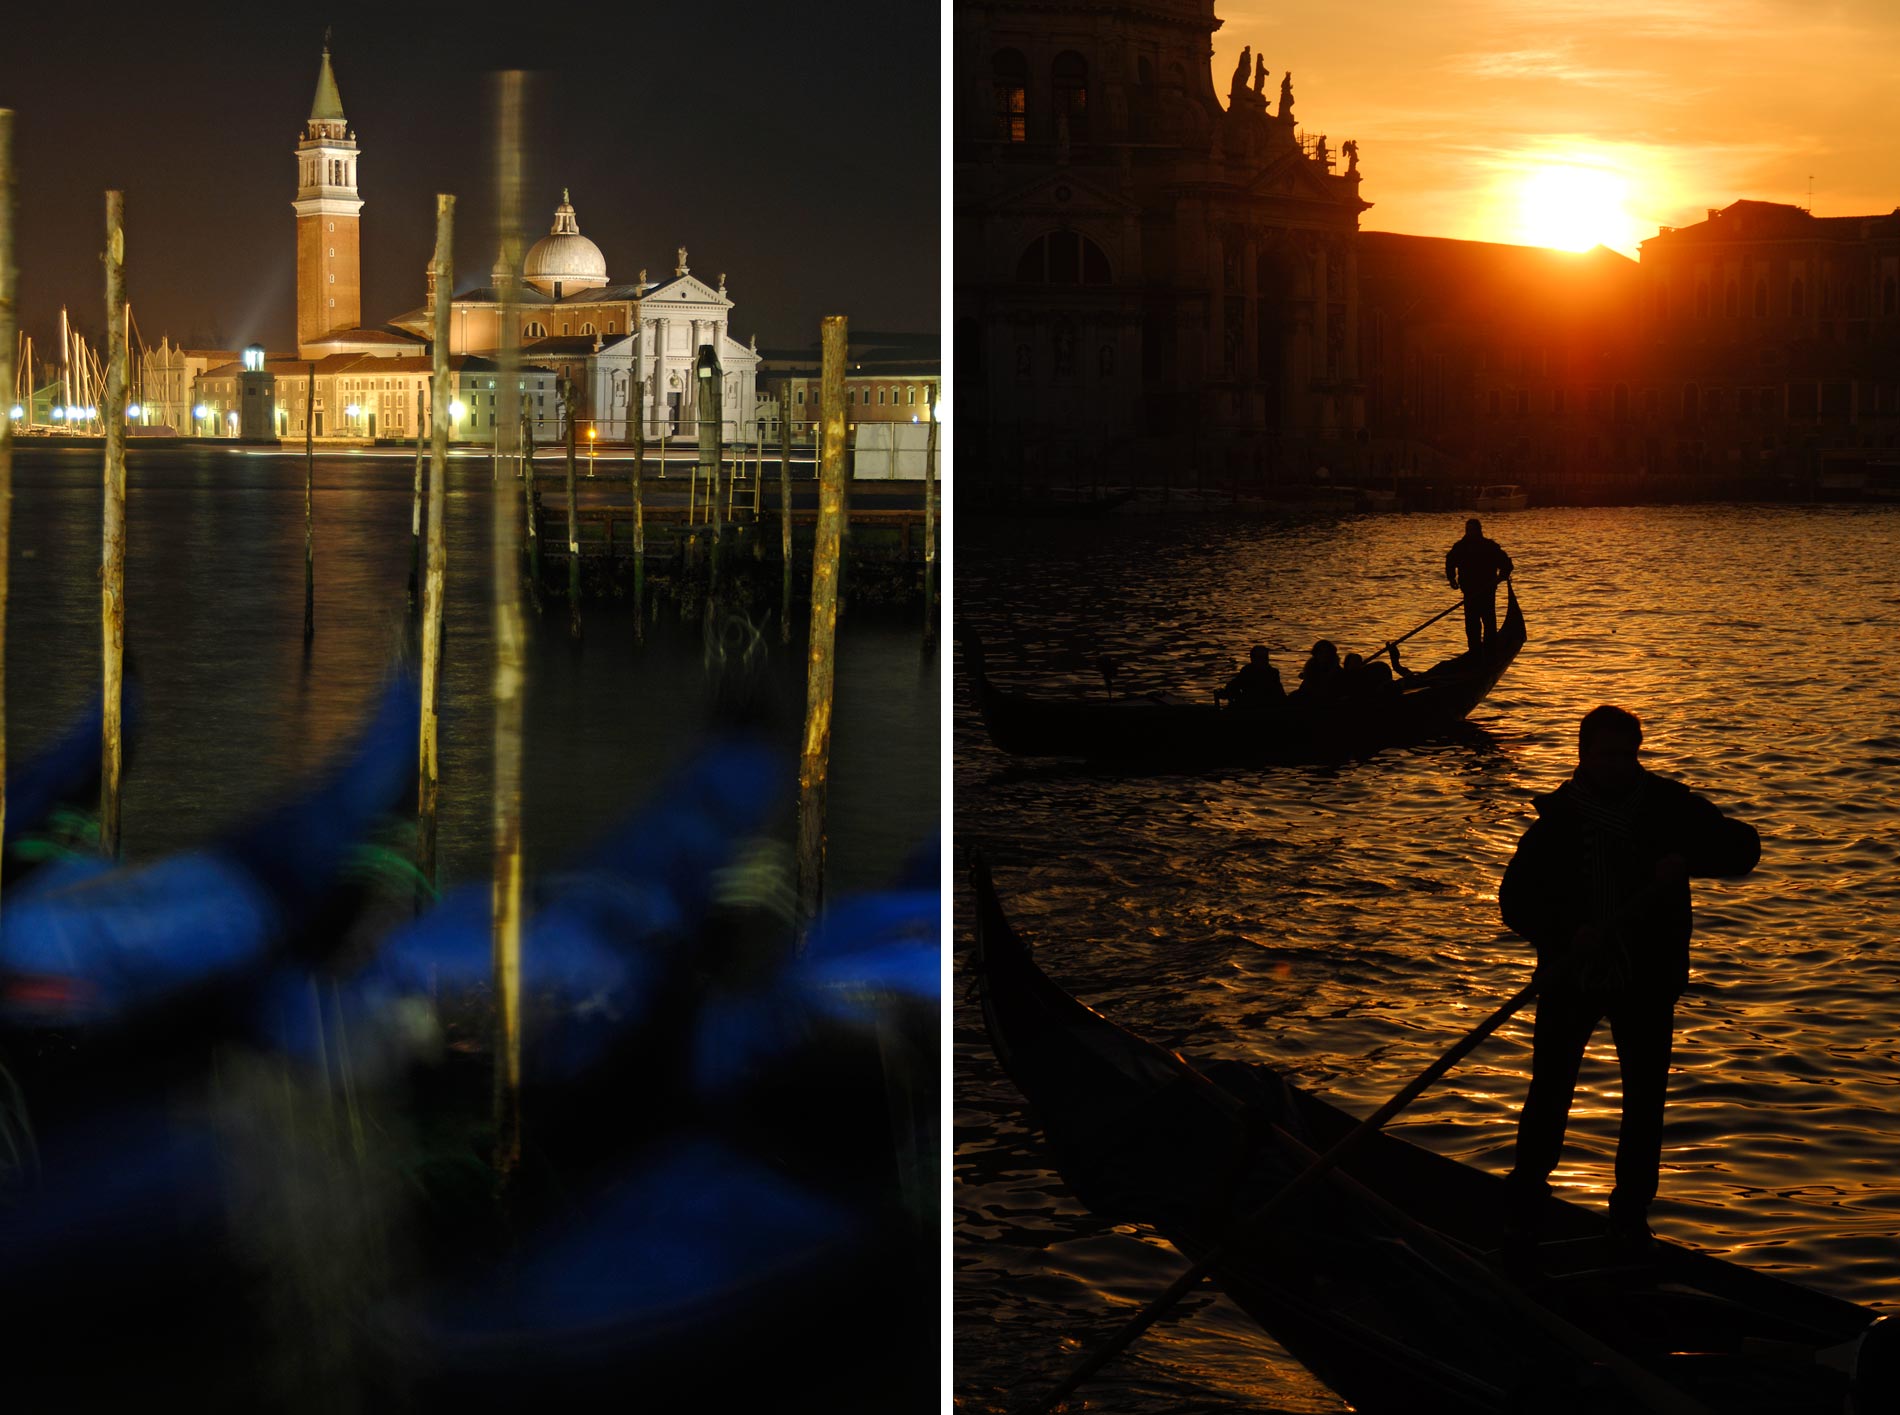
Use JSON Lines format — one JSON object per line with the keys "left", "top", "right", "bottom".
{"left": 524, "top": 321, "right": 546, "bottom": 339}
{"left": 1015, "top": 230, "right": 1111, "bottom": 284}
{"left": 582, "top": 322, "right": 596, "bottom": 335}
{"left": 1052, "top": 52, "right": 1089, "bottom": 143}
{"left": 993, "top": 50, "right": 1027, "bottom": 143}
{"left": 1754, "top": 278, "right": 1768, "bottom": 317}
{"left": 1790, "top": 278, "right": 1805, "bottom": 318}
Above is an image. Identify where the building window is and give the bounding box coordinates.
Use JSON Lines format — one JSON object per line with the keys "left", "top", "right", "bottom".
{"left": 582, "top": 323, "right": 595, "bottom": 335}
{"left": 563, "top": 323, "right": 571, "bottom": 335}
{"left": 1051, "top": 52, "right": 1089, "bottom": 143}
{"left": 1015, "top": 230, "right": 1111, "bottom": 284}
{"left": 608, "top": 321, "right": 616, "bottom": 333}
{"left": 795, "top": 389, "right": 804, "bottom": 404}
{"left": 877, "top": 388, "right": 886, "bottom": 404}
{"left": 525, "top": 321, "right": 546, "bottom": 338}
{"left": 993, "top": 50, "right": 1028, "bottom": 143}
{"left": 907, "top": 386, "right": 915, "bottom": 404}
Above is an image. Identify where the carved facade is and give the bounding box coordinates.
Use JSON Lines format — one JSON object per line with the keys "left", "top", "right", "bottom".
{"left": 954, "top": 0, "right": 1370, "bottom": 487}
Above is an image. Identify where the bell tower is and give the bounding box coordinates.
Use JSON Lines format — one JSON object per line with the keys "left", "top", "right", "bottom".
{"left": 293, "top": 39, "right": 363, "bottom": 356}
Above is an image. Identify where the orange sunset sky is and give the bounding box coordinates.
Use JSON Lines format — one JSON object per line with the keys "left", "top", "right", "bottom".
{"left": 1208, "top": 0, "right": 1900, "bottom": 255}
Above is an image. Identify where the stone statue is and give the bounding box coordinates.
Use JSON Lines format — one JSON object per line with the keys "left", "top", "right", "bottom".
{"left": 718, "top": 272, "right": 727, "bottom": 295}
{"left": 1315, "top": 134, "right": 1329, "bottom": 168}
{"left": 1279, "top": 71, "right": 1294, "bottom": 118}
{"left": 1230, "top": 46, "right": 1251, "bottom": 102}
{"left": 676, "top": 246, "right": 689, "bottom": 276}
{"left": 1253, "top": 55, "right": 1267, "bottom": 94}
{"left": 638, "top": 267, "right": 648, "bottom": 286}
{"left": 1343, "top": 140, "right": 1359, "bottom": 174}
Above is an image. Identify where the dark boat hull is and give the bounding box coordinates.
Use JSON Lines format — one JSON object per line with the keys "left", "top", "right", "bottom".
{"left": 973, "top": 862, "right": 1889, "bottom": 1414}
{"left": 968, "top": 588, "right": 1525, "bottom": 765}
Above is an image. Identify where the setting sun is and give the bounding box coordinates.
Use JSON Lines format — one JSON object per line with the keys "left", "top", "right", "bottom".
{"left": 1510, "top": 163, "right": 1639, "bottom": 253}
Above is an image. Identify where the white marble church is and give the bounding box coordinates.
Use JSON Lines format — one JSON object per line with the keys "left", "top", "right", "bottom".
{"left": 196, "top": 44, "right": 760, "bottom": 443}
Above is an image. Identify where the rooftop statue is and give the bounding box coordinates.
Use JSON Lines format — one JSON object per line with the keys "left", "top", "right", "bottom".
{"left": 1344, "top": 139, "right": 1359, "bottom": 174}
{"left": 1230, "top": 46, "right": 1251, "bottom": 103}
{"left": 1253, "top": 54, "right": 1267, "bottom": 95}
{"left": 1279, "top": 71, "right": 1295, "bottom": 119}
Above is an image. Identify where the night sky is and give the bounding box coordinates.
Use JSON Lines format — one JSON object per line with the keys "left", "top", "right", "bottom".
{"left": 2, "top": 3, "right": 939, "bottom": 356}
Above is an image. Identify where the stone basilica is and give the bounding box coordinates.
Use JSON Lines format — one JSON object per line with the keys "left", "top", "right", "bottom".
{"left": 955, "top": 0, "right": 1369, "bottom": 486}
{"left": 199, "top": 44, "right": 759, "bottom": 443}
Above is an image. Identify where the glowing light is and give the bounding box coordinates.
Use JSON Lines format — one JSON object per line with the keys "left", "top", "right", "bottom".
{"left": 1510, "top": 163, "right": 1638, "bottom": 253}
{"left": 587, "top": 427, "right": 596, "bottom": 440}
{"left": 449, "top": 400, "right": 466, "bottom": 419}
{"left": 85, "top": 407, "right": 97, "bottom": 420}
{"left": 345, "top": 403, "right": 361, "bottom": 416}
{"left": 126, "top": 404, "right": 142, "bottom": 419}
{"left": 50, "top": 407, "right": 64, "bottom": 421}
{"left": 226, "top": 410, "right": 239, "bottom": 424}
{"left": 193, "top": 404, "right": 209, "bottom": 419}
{"left": 7, "top": 405, "right": 22, "bottom": 420}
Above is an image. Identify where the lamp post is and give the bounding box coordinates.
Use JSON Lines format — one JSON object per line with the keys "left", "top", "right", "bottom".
{"left": 587, "top": 424, "right": 596, "bottom": 476}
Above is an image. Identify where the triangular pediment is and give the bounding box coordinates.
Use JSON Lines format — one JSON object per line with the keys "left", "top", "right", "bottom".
{"left": 642, "top": 274, "right": 729, "bottom": 306}
{"left": 990, "top": 170, "right": 1141, "bottom": 217}
{"left": 1244, "top": 150, "right": 1349, "bottom": 203}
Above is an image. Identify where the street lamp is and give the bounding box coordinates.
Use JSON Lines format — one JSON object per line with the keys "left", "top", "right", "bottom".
{"left": 587, "top": 424, "right": 596, "bottom": 476}
{"left": 345, "top": 403, "right": 361, "bottom": 438}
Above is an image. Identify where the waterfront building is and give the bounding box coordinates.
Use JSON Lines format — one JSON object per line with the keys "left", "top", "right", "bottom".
{"left": 955, "top": 0, "right": 1370, "bottom": 490}
{"left": 188, "top": 44, "right": 761, "bottom": 443}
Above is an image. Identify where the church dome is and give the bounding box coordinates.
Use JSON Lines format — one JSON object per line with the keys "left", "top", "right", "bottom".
{"left": 523, "top": 191, "right": 608, "bottom": 294}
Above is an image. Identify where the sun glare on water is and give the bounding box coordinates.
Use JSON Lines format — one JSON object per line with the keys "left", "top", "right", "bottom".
{"left": 1511, "top": 164, "right": 1641, "bottom": 254}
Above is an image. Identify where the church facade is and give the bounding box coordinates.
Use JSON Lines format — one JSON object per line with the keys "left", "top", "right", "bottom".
{"left": 955, "top": 0, "right": 1370, "bottom": 489}
{"left": 194, "top": 45, "right": 759, "bottom": 443}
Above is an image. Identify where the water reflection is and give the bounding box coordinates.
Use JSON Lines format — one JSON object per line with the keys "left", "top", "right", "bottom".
{"left": 957, "top": 505, "right": 1900, "bottom": 1413}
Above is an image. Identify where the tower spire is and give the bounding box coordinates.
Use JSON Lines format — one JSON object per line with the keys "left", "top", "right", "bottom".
{"left": 309, "top": 42, "right": 345, "bottom": 124}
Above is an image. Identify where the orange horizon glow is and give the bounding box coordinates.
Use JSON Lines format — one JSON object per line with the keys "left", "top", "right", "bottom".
{"left": 1210, "top": 2, "right": 1900, "bottom": 257}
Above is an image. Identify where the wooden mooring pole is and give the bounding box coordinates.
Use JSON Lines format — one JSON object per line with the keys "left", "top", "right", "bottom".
{"left": 304, "top": 359, "right": 316, "bottom": 642}
{"left": 795, "top": 317, "right": 848, "bottom": 945}
{"left": 924, "top": 402, "right": 939, "bottom": 647}
{"left": 100, "top": 191, "right": 127, "bottom": 859}
{"left": 631, "top": 361, "right": 646, "bottom": 641}
{"left": 563, "top": 377, "right": 580, "bottom": 637}
{"left": 0, "top": 110, "right": 13, "bottom": 911}
{"left": 780, "top": 405, "right": 793, "bottom": 642}
{"left": 417, "top": 194, "right": 454, "bottom": 896}
{"left": 491, "top": 72, "right": 527, "bottom": 1179}
{"left": 409, "top": 384, "right": 425, "bottom": 608}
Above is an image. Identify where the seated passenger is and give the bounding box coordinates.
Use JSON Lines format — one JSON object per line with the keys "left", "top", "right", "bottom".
{"left": 1294, "top": 640, "right": 1342, "bottom": 700}
{"left": 1216, "top": 645, "right": 1284, "bottom": 711}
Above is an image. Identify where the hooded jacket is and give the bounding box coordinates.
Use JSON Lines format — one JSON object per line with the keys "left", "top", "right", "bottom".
{"left": 1499, "top": 769, "right": 1759, "bottom": 1000}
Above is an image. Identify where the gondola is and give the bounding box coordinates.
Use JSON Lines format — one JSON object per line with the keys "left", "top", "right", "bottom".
{"left": 973, "top": 860, "right": 1899, "bottom": 1414}
{"left": 965, "top": 585, "right": 1525, "bottom": 766}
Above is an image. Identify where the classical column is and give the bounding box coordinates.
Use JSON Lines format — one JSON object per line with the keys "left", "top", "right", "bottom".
{"left": 653, "top": 316, "right": 669, "bottom": 433}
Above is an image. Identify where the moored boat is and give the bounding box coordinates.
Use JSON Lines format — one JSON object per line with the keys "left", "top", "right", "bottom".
{"left": 1469, "top": 482, "right": 1529, "bottom": 511}
{"left": 966, "top": 585, "right": 1525, "bottom": 766}
{"left": 973, "top": 860, "right": 1898, "bottom": 1415}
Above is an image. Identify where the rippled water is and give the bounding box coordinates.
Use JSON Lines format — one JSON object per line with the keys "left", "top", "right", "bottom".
{"left": 954, "top": 504, "right": 1900, "bottom": 1414}
{"left": 6, "top": 447, "right": 937, "bottom": 893}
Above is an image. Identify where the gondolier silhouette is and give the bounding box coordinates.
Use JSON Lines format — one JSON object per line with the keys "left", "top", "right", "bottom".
{"left": 1444, "top": 519, "right": 1514, "bottom": 654}
{"left": 1214, "top": 645, "right": 1283, "bottom": 710}
{"left": 1501, "top": 705, "right": 1760, "bottom": 1253}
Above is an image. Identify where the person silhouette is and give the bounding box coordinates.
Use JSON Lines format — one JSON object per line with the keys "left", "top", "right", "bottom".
{"left": 1444, "top": 518, "right": 1513, "bottom": 654}
{"left": 1216, "top": 645, "right": 1283, "bottom": 710}
{"left": 1500, "top": 705, "right": 1760, "bottom": 1252}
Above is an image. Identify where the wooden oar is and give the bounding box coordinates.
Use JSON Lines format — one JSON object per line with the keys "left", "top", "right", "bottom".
{"left": 1026, "top": 976, "right": 1539, "bottom": 1414}
{"left": 1365, "top": 593, "right": 1468, "bottom": 665}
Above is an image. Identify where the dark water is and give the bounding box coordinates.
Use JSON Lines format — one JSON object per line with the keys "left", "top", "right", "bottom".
{"left": 955, "top": 504, "right": 1900, "bottom": 1413}
{"left": 6, "top": 446, "right": 937, "bottom": 891}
